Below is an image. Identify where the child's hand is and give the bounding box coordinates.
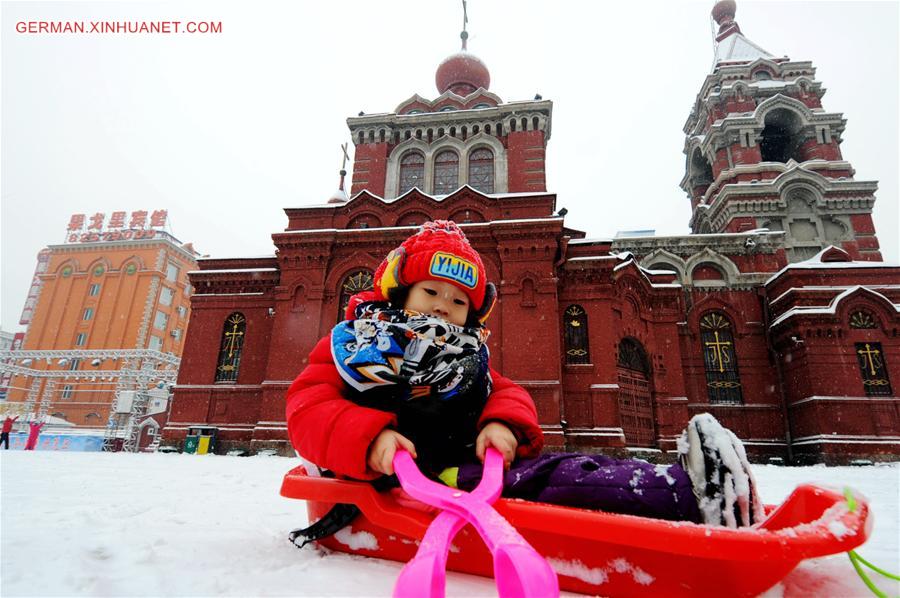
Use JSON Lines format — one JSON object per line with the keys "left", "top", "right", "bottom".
{"left": 476, "top": 422, "right": 518, "bottom": 468}
{"left": 367, "top": 429, "right": 416, "bottom": 475}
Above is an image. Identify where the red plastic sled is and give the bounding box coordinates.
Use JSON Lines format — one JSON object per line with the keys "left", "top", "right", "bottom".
{"left": 281, "top": 465, "right": 871, "bottom": 596}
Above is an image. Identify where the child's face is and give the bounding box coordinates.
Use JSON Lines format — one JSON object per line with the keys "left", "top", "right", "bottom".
{"left": 404, "top": 280, "right": 470, "bottom": 326}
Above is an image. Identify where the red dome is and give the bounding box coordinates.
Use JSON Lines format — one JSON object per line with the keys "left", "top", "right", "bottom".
{"left": 711, "top": 0, "right": 737, "bottom": 26}
{"left": 435, "top": 52, "right": 490, "bottom": 96}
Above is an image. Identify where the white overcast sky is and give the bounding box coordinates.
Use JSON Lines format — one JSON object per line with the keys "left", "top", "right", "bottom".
{"left": 2, "top": 0, "right": 898, "bottom": 333}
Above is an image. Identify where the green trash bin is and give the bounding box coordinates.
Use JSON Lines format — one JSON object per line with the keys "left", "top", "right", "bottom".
{"left": 184, "top": 435, "right": 199, "bottom": 454}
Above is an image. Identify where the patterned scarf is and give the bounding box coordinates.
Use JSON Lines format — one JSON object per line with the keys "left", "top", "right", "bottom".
{"left": 331, "top": 302, "right": 491, "bottom": 402}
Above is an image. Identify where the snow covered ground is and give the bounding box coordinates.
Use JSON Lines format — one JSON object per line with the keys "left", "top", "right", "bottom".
{"left": 1, "top": 451, "right": 897, "bottom": 597}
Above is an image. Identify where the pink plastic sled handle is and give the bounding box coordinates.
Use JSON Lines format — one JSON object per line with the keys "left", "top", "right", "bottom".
{"left": 392, "top": 448, "right": 559, "bottom": 598}
{"left": 392, "top": 450, "right": 504, "bottom": 598}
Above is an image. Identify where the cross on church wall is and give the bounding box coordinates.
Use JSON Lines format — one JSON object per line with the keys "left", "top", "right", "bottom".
{"left": 704, "top": 331, "right": 732, "bottom": 373}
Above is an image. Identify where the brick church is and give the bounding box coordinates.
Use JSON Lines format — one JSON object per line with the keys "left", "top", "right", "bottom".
{"left": 164, "top": 1, "right": 899, "bottom": 463}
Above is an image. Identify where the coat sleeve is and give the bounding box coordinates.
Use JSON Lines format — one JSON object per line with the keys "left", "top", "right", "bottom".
{"left": 285, "top": 335, "right": 398, "bottom": 480}
{"left": 479, "top": 368, "right": 545, "bottom": 459}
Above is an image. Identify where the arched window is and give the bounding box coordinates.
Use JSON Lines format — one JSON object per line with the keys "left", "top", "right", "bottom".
{"left": 215, "top": 313, "right": 246, "bottom": 383}
{"left": 849, "top": 310, "right": 877, "bottom": 329}
{"left": 399, "top": 152, "right": 424, "bottom": 194}
{"left": 468, "top": 148, "right": 494, "bottom": 193}
{"left": 564, "top": 305, "right": 590, "bottom": 364}
{"left": 699, "top": 312, "right": 743, "bottom": 404}
{"left": 760, "top": 108, "right": 804, "bottom": 163}
{"left": 618, "top": 338, "right": 649, "bottom": 373}
{"left": 338, "top": 270, "right": 374, "bottom": 322}
{"left": 855, "top": 342, "right": 893, "bottom": 396}
{"left": 689, "top": 148, "right": 713, "bottom": 193}
{"left": 433, "top": 150, "right": 459, "bottom": 194}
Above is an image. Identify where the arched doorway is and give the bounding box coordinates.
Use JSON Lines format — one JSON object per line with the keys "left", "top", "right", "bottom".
{"left": 616, "top": 338, "right": 656, "bottom": 447}
{"left": 137, "top": 418, "right": 159, "bottom": 451}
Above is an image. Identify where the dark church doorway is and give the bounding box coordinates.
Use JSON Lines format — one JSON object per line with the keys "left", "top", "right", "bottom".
{"left": 616, "top": 338, "right": 656, "bottom": 448}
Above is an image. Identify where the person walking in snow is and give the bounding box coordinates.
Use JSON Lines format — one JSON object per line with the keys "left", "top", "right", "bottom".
{"left": 1, "top": 415, "right": 19, "bottom": 449}
{"left": 24, "top": 419, "right": 45, "bottom": 451}
{"left": 286, "top": 221, "right": 763, "bottom": 529}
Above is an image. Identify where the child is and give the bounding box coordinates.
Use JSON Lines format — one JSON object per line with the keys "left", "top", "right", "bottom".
{"left": 285, "top": 220, "right": 763, "bottom": 530}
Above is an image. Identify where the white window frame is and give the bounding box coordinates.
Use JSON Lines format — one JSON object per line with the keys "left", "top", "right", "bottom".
{"left": 159, "top": 286, "right": 174, "bottom": 307}
{"left": 75, "top": 333, "right": 87, "bottom": 346}
{"left": 166, "top": 262, "right": 179, "bottom": 283}
{"left": 153, "top": 310, "right": 168, "bottom": 330}
{"left": 83, "top": 307, "right": 94, "bottom": 320}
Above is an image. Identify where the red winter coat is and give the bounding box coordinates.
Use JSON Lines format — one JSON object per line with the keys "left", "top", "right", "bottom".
{"left": 2, "top": 416, "right": 19, "bottom": 433}
{"left": 285, "top": 334, "right": 544, "bottom": 480}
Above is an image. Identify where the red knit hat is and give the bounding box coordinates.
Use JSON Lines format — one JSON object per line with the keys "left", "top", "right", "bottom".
{"left": 373, "top": 220, "right": 497, "bottom": 323}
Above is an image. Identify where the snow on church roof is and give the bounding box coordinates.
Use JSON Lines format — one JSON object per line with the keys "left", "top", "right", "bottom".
{"left": 765, "top": 246, "right": 899, "bottom": 286}
{"left": 282, "top": 216, "right": 564, "bottom": 235}
{"left": 713, "top": 32, "right": 774, "bottom": 68}
{"left": 286, "top": 186, "right": 556, "bottom": 210}
{"left": 769, "top": 285, "right": 900, "bottom": 328}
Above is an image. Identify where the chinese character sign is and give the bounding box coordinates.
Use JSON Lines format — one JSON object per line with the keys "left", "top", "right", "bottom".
{"left": 150, "top": 210, "right": 168, "bottom": 227}
{"left": 88, "top": 213, "right": 105, "bottom": 230}
{"left": 65, "top": 209, "right": 169, "bottom": 243}
{"left": 130, "top": 210, "right": 148, "bottom": 229}
{"left": 108, "top": 211, "right": 127, "bottom": 228}
{"left": 19, "top": 250, "right": 52, "bottom": 325}
{"left": 67, "top": 214, "right": 85, "bottom": 231}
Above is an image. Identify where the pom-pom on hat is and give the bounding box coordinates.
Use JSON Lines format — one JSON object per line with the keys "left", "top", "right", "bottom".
{"left": 374, "top": 220, "right": 497, "bottom": 323}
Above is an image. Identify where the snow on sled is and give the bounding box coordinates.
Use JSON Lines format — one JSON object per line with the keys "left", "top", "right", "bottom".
{"left": 280, "top": 464, "right": 871, "bottom": 597}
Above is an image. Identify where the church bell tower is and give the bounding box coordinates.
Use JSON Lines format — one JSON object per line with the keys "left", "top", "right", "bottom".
{"left": 681, "top": 0, "right": 882, "bottom": 262}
